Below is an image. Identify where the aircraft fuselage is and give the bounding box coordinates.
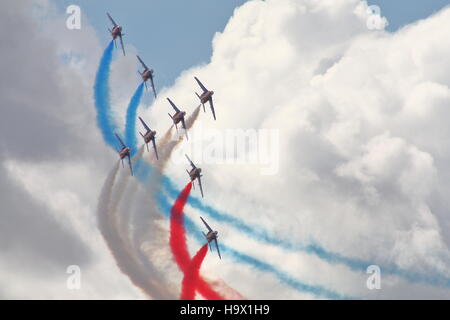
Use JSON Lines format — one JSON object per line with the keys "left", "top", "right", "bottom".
{"left": 200, "top": 91, "right": 214, "bottom": 104}
{"left": 205, "top": 230, "right": 218, "bottom": 243}
{"left": 143, "top": 130, "right": 156, "bottom": 143}
{"left": 119, "top": 146, "right": 130, "bottom": 159}
{"left": 111, "top": 26, "right": 122, "bottom": 39}
{"left": 141, "top": 69, "right": 154, "bottom": 82}
{"left": 189, "top": 167, "right": 202, "bottom": 181}
{"left": 172, "top": 111, "right": 186, "bottom": 124}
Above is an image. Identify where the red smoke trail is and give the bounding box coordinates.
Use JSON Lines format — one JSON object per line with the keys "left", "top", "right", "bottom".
{"left": 180, "top": 244, "right": 208, "bottom": 300}
{"left": 169, "top": 182, "right": 224, "bottom": 300}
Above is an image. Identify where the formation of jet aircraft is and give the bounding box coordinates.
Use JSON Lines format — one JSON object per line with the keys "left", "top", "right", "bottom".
{"left": 106, "top": 13, "right": 222, "bottom": 259}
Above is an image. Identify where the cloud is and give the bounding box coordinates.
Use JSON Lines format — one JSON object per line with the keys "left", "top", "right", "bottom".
{"left": 3, "top": 0, "right": 450, "bottom": 299}
{"left": 139, "top": 0, "right": 450, "bottom": 298}
{"left": 0, "top": 0, "right": 143, "bottom": 298}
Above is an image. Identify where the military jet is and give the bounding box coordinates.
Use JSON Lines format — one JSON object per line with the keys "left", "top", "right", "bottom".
{"left": 107, "top": 13, "right": 125, "bottom": 56}
{"left": 194, "top": 76, "right": 216, "bottom": 120}
{"left": 185, "top": 154, "right": 203, "bottom": 197}
{"left": 200, "top": 217, "right": 221, "bottom": 259}
{"left": 167, "top": 98, "right": 188, "bottom": 140}
{"left": 138, "top": 116, "right": 158, "bottom": 160}
{"left": 137, "top": 55, "right": 157, "bottom": 99}
{"left": 115, "top": 133, "right": 133, "bottom": 175}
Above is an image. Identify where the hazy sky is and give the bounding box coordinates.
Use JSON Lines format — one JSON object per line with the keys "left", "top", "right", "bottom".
{"left": 53, "top": 0, "right": 450, "bottom": 89}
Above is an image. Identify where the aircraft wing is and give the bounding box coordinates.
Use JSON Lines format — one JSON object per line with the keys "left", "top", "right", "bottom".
{"left": 167, "top": 98, "right": 180, "bottom": 113}
{"left": 150, "top": 75, "right": 157, "bottom": 99}
{"left": 127, "top": 154, "right": 133, "bottom": 176}
{"left": 209, "top": 98, "right": 216, "bottom": 121}
{"left": 197, "top": 175, "right": 204, "bottom": 198}
{"left": 119, "top": 35, "right": 126, "bottom": 56}
{"left": 115, "top": 133, "right": 126, "bottom": 148}
{"left": 194, "top": 76, "right": 208, "bottom": 93}
{"left": 136, "top": 55, "right": 148, "bottom": 70}
{"left": 214, "top": 238, "right": 221, "bottom": 259}
{"left": 107, "top": 13, "right": 118, "bottom": 27}
{"left": 152, "top": 138, "right": 159, "bottom": 160}
{"left": 185, "top": 154, "right": 196, "bottom": 168}
{"left": 139, "top": 116, "right": 151, "bottom": 132}
{"left": 200, "top": 216, "right": 213, "bottom": 232}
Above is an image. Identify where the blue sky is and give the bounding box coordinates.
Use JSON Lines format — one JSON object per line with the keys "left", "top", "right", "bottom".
{"left": 56, "top": 0, "right": 449, "bottom": 89}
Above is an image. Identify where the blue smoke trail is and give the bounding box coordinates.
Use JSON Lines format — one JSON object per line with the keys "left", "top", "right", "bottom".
{"left": 122, "top": 88, "right": 450, "bottom": 292}
{"left": 125, "top": 83, "right": 144, "bottom": 156}
{"left": 97, "top": 75, "right": 346, "bottom": 299}
{"left": 93, "top": 42, "right": 450, "bottom": 296}
{"left": 94, "top": 41, "right": 119, "bottom": 150}
{"left": 161, "top": 175, "right": 450, "bottom": 288}
{"left": 155, "top": 192, "right": 352, "bottom": 300}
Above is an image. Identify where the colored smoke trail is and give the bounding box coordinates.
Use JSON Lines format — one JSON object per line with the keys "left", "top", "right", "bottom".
{"left": 91, "top": 42, "right": 228, "bottom": 298}
{"left": 93, "top": 43, "right": 175, "bottom": 299}
{"left": 159, "top": 192, "right": 349, "bottom": 300}
{"left": 97, "top": 158, "right": 175, "bottom": 299}
{"left": 92, "top": 43, "right": 447, "bottom": 297}
{"left": 104, "top": 90, "right": 343, "bottom": 298}
{"left": 125, "top": 83, "right": 144, "bottom": 155}
{"left": 161, "top": 176, "right": 450, "bottom": 290}
{"left": 169, "top": 182, "right": 224, "bottom": 300}
{"left": 169, "top": 182, "right": 193, "bottom": 269}
{"left": 93, "top": 41, "right": 118, "bottom": 149}
{"left": 180, "top": 244, "right": 208, "bottom": 300}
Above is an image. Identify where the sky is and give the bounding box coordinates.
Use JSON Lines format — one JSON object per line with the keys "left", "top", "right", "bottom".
{"left": 52, "top": 0, "right": 450, "bottom": 89}
{"left": 2, "top": 0, "right": 450, "bottom": 300}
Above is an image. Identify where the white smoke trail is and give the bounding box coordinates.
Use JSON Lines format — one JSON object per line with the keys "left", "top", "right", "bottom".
{"left": 128, "top": 106, "right": 238, "bottom": 297}
{"left": 113, "top": 107, "right": 205, "bottom": 294}
{"left": 97, "top": 159, "right": 176, "bottom": 299}
{"left": 130, "top": 106, "right": 201, "bottom": 255}
{"left": 100, "top": 106, "right": 223, "bottom": 299}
